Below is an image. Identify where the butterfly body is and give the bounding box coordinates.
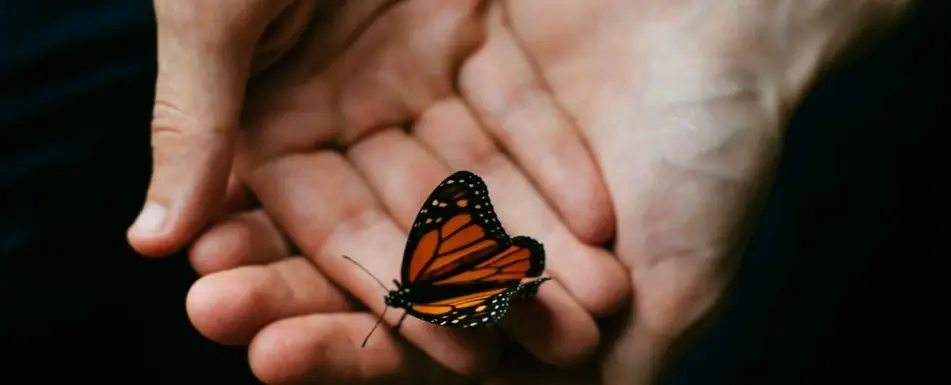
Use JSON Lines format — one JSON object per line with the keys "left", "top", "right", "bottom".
{"left": 351, "top": 171, "right": 551, "bottom": 341}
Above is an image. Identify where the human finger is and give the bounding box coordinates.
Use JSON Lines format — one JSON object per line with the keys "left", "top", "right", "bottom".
{"left": 459, "top": 5, "right": 615, "bottom": 244}
{"left": 189, "top": 209, "right": 291, "bottom": 275}
{"left": 129, "top": 0, "right": 298, "bottom": 257}
{"left": 249, "top": 312, "right": 463, "bottom": 385}
{"left": 186, "top": 257, "right": 354, "bottom": 346}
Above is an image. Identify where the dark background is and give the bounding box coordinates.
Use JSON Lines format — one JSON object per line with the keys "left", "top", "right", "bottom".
{"left": 1, "top": 1, "right": 946, "bottom": 384}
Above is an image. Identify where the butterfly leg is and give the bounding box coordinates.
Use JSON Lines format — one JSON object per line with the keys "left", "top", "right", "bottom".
{"left": 392, "top": 310, "right": 409, "bottom": 331}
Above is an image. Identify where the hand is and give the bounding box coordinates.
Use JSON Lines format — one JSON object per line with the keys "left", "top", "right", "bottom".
{"left": 128, "top": 0, "right": 315, "bottom": 255}
{"left": 168, "top": 0, "right": 630, "bottom": 383}
{"left": 154, "top": 0, "right": 913, "bottom": 384}
{"left": 482, "top": 0, "right": 912, "bottom": 383}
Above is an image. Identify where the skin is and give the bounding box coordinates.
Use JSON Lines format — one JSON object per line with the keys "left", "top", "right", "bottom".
{"left": 130, "top": 0, "right": 913, "bottom": 384}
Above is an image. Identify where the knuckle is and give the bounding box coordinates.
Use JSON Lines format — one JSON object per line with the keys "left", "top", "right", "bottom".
{"left": 151, "top": 98, "right": 197, "bottom": 139}
{"left": 150, "top": 99, "right": 232, "bottom": 158}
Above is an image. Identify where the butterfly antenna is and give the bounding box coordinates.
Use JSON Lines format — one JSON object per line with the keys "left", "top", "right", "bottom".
{"left": 342, "top": 255, "right": 389, "bottom": 291}
{"left": 361, "top": 305, "right": 389, "bottom": 348}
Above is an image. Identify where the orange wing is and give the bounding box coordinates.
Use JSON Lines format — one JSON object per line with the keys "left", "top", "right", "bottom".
{"left": 405, "top": 277, "right": 552, "bottom": 328}
{"left": 406, "top": 213, "right": 544, "bottom": 286}
{"left": 410, "top": 287, "right": 508, "bottom": 316}
{"left": 399, "top": 171, "right": 544, "bottom": 286}
{"left": 395, "top": 171, "right": 550, "bottom": 328}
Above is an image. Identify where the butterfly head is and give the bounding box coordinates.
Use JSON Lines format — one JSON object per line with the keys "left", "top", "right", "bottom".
{"left": 384, "top": 287, "right": 413, "bottom": 309}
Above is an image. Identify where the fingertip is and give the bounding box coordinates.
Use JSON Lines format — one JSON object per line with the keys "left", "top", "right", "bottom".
{"left": 127, "top": 196, "right": 225, "bottom": 259}
{"left": 503, "top": 284, "right": 601, "bottom": 366}
{"left": 186, "top": 273, "right": 252, "bottom": 346}
{"left": 127, "top": 140, "right": 239, "bottom": 257}
{"left": 565, "top": 178, "right": 616, "bottom": 244}
{"left": 551, "top": 244, "right": 632, "bottom": 319}
{"left": 581, "top": 257, "right": 632, "bottom": 318}
{"left": 126, "top": 201, "right": 177, "bottom": 258}
{"left": 247, "top": 313, "right": 411, "bottom": 385}
{"left": 189, "top": 210, "right": 291, "bottom": 274}
{"left": 188, "top": 217, "right": 254, "bottom": 275}
{"left": 187, "top": 259, "right": 356, "bottom": 347}
{"left": 247, "top": 318, "right": 325, "bottom": 384}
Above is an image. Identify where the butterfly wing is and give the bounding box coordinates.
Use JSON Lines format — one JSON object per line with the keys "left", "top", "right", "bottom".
{"left": 406, "top": 277, "right": 551, "bottom": 328}
{"left": 400, "top": 171, "right": 545, "bottom": 286}
{"left": 398, "top": 171, "right": 549, "bottom": 327}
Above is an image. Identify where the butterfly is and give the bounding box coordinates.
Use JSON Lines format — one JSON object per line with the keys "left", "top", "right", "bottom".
{"left": 344, "top": 170, "right": 551, "bottom": 347}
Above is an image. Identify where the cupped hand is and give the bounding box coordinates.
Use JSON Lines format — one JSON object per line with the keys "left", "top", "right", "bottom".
{"left": 157, "top": 0, "right": 631, "bottom": 383}
{"left": 145, "top": 0, "right": 912, "bottom": 384}
{"left": 487, "top": 0, "right": 913, "bottom": 384}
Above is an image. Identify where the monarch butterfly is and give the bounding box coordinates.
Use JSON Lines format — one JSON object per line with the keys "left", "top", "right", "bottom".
{"left": 344, "top": 170, "right": 551, "bottom": 347}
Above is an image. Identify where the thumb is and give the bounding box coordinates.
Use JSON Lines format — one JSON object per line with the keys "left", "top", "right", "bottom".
{"left": 128, "top": 2, "right": 272, "bottom": 257}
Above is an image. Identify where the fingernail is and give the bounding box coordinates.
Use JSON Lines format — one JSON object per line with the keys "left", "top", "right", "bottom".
{"left": 131, "top": 202, "right": 168, "bottom": 234}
